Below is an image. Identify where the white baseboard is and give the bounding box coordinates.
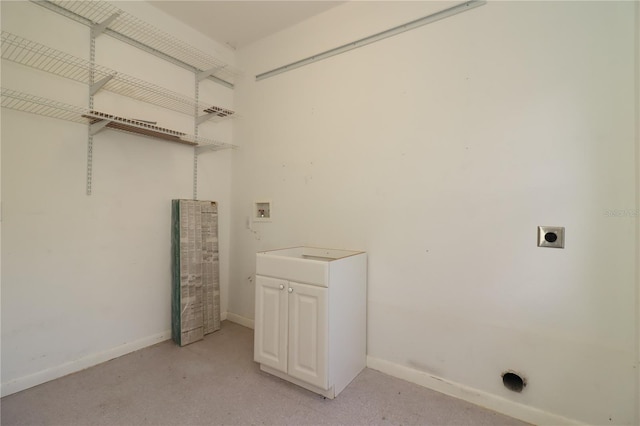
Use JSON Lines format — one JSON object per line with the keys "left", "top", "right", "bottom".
{"left": 1, "top": 330, "right": 171, "bottom": 398}
{"left": 366, "top": 356, "right": 583, "bottom": 426}
{"left": 224, "top": 311, "right": 254, "bottom": 329}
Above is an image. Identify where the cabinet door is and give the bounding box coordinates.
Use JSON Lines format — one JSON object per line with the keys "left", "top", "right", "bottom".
{"left": 254, "top": 275, "right": 288, "bottom": 373}
{"left": 287, "top": 282, "right": 329, "bottom": 390}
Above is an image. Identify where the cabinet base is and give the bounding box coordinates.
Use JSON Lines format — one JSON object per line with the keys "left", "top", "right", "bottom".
{"left": 260, "top": 364, "right": 335, "bottom": 399}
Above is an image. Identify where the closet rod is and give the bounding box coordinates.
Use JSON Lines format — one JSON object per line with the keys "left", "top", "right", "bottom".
{"left": 256, "top": 0, "right": 486, "bottom": 82}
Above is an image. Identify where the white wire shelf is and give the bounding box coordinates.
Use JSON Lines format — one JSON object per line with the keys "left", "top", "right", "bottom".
{"left": 30, "top": 0, "right": 239, "bottom": 88}
{"left": 1, "top": 32, "right": 236, "bottom": 122}
{"left": 1, "top": 88, "right": 235, "bottom": 150}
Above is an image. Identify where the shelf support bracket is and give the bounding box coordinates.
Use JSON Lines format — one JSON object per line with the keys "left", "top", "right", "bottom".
{"left": 196, "top": 111, "right": 220, "bottom": 125}
{"left": 197, "top": 67, "right": 224, "bottom": 82}
{"left": 90, "top": 74, "right": 115, "bottom": 95}
{"left": 195, "top": 144, "right": 220, "bottom": 155}
{"left": 91, "top": 13, "right": 120, "bottom": 37}
{"left": 90, "top": 119, "right": 110, "bottom": 135}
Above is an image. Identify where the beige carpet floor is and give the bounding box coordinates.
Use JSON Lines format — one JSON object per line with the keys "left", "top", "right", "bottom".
{"left": 1, "top": 321, "right": 530, "bottom": 425}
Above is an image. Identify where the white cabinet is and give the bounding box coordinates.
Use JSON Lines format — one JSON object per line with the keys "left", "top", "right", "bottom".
{"left": 254, "top": 247, "right": 366, "bottom": 399}
{"left": 254, "top": 276, "right": 289, "bottom": 372}
{"left": 255, "top": 276, "right": 329, "bottom": 389}
{"left": 287, "top": 281, "right": 328, "bottom": 389}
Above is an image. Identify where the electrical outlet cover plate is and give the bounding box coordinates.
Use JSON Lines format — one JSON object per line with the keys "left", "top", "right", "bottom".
{"left": 538, "top": 226, "right": 565, "bottom": 248}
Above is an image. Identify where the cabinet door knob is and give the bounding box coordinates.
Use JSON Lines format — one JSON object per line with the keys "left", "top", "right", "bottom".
{"left": 279, "top": 284, "right": 285, "bottom": 290}
{"left": 288, "top": 288, "right": 293, "bottom": 293}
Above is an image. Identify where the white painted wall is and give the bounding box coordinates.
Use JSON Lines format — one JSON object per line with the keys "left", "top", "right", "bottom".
{"left": 230, "top": 1, "right": 639, "bottom": 425}
{"left": 2, "top": 1, "right": 638, "bottom": 424}
{"left": 0, "top": 1, "right": 234, "bottom": 395}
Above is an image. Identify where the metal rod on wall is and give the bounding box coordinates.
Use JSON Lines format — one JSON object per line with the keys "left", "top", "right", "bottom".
{"left": 256, "top": 0, "right": 486, "bottom": 82}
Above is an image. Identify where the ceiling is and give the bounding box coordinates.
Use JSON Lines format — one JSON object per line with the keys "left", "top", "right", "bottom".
{"left": 148, "top": 1, "right": 345, "bottom": 50}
